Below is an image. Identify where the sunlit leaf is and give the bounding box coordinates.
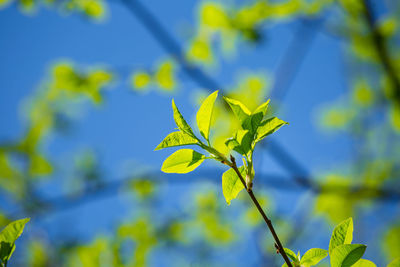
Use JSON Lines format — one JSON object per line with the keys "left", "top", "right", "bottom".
{"left": 284, "top": 248, "right": 299, "bottom": 263}
{"left": 352, "top": 259, "right": 376, "bottom": 267}
{"left": 300, "top": 248, "right": 328, "bottom": 266}
{"left": 224, "top": 96, "right": 251, "bottom": 125}
{"left": 222, "top": 166, "right": 246, "bottom": 205}
{"left": 155, "top": 131, "right": 198, "bottom": 151}
{"left": 255, "top": 117, "right": 288, "bottom": 143}
{"left": 161, "top": 149, "right": 205, "bottom": 173}
{"left": 329, "top": 217, "right": 354, "bottom": 255}
{"left": 196, "top": 90, "right": 218, "bottom": 140}
{"left": 0, "top": 218, "right": 30, "bottom": 262}
{"left": 330, "top": 244, "right": 366, "bottom": 267}
{"left": 171, "top": 99, "right": 195, "bottom": 138}
{"left": 225, "top": 129, "right": 253, "bottom": 155}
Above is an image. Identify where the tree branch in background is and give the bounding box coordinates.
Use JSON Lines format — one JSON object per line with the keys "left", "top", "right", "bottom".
{"left": 361, "top": 0, "right": 400, "bottom": 106}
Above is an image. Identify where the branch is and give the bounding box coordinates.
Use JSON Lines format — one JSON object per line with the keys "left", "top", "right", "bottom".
{"left": 226, "top": 155, "right": 293, "bottom": 267}
{"left": 361, "top": 0, "right": 400, "bottom": 105}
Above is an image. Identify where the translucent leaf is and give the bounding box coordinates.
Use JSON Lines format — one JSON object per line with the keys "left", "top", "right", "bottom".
{"left": 253, "top": 99, "right": 270, "bottom": 117}
{"left": 223, "top": 96, "right": 251, "bottom": 125}
{"left": 255, "top": 117, "right": 288, "bottom": 143}
{"left": 330, "top": 244, "right": 366, "bottom": 267}
{"left": 155, "top": 131, "right": 198, "bottom": 151}
{"left": 196, "top": 90, "right": 218, "bottom": 140}
{"left": 329, "top": 218, "right": 354, "bottom": 255}
{"left": 161, "top": 149, "right": 205, "bottom": 173}
{"left": 0, "top": 218, "right": 30, "bottom": 262}
{"left": 245, "top": 99, "right": 270, "bottom": 133}
{"left": 352, "top": 259, "right": 376, "bottom": 267}
{"left": 222, "top": 166, "right": 246, "bottom": 205}
{"left": 284, "top": 248, "right": 300, "bottom": 263}
{"left": 225, "top": 130, "right": 253, "bottom": 155}
{"left": 300, "top": 248, "right": 328, "bottom": 266}
{"left": 171, "top": 99, "right": 195, "bottom": 137}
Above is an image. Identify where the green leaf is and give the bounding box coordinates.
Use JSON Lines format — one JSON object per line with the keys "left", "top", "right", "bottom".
{"left": 388, "top": 258, "right": 400, "bottom": 267}
{"left": 330, "top": 244, "right": 366, "bottom": 267}
{"left": 225, "top": 130, "right": 253, "bottom": 155}
{"left": 253, "top": 99, "right": 270, "bottom": 116}
{"left": 284, "top": 248, "right": 300, "bottom": 263}
{"left": 300, "top": 248, "right": 328, "bottom": 266}
{"left": 329, "top": 217, "right": 354, "bottom": 255}
{"left": 155, "top": 131, "right": 198, "bottom": 151}
{"left": 196, "top": 90, "right": 218, "bottom": 140}
{"left": 223, "top": 97, "right": 251, "bottom": 125}
{"left": 246, "top": 99, "right": 270, "bottom": 133}
{"left": 352, "top": 259, "right": 376, "bottom": 267}
{"left": 255, "top": 117, "right": 288, "bottom": 143}
{"left": 161, "top": 149, "right": 205, "bottom": 173}
{"left": 0, "top": 218, "right": 30, "bottom": 262}
{"left": 222, "top": 166, "right": 246, "bottom": 205}
{"left": 172, "top": 99, "right": 195, "bottom": 137}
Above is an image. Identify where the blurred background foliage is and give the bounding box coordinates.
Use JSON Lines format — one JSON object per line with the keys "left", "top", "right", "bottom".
{"left": 1, "top": 0, "right": 400, "bottom": 266}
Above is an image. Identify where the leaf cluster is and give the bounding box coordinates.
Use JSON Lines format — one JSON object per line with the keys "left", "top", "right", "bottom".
{"left": 155, "top": 90, "right": 287, "bottom": 205}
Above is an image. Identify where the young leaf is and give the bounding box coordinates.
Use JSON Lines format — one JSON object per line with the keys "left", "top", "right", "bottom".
{"left": 245, "top": 99, "right": 270, "bottom": 133}
{"left": 0, "top": 218, "right": 30, "bottom": 263}
{"left": 223, "top": 97, "right": 251, "bottom": 125}
{"left": 300, "top": 248, "right": 328, "bottom": 266}
{"left": 161, "top": 149, "right": 205, "bottom": 173}
{"left": 284, "top": 248, "right": 300, "bottom": 263}
{"left": 388, "top": 258, "right": 400, "bottom": 267}
{"left": 255, "top": 117, "right": 288, "bottom": 143}
{"left": 352, "top": 259, "right": 376, "bottom": 267}
{"left": 172, "top": 99, "right": 195, "bottom": 137}
{"left": 330, "top": 244, "right": 366, "bottom": 267}
{"left": 225, "top": 130, "right": 253, "bottom": 155}
{"left": 196, "top": 90, "right": 218, "bottom": 140}
{"left": 222, "top": 166, "right": 246, "bottom": 205}
{"left": 329, "top": 217, "right": 354, "bottom": 255}
{"left": 155, "top": 131, "right": 198, "bottom": 151}
{"left": 253, "top": 99, "right": 270, "bottom": 117}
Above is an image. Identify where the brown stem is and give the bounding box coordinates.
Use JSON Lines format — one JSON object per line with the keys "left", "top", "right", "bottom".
{"left": 227, "top": 155, "right": 293, "bottom": 267}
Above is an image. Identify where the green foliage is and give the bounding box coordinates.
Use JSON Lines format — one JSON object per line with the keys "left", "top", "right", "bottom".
{"left": 329, "top": 218, "right": 354, "bottom": 255}
{"left": 196, "top": 90, "right": 218, "bottom": 141}
{"left": 330, "top": 244, "right": 366, "bottom": 267}
{"left": 284, "top": 218, "right": 375, "bottom": 267}
{"left": 171, "top": 99, "right": 196, "bottom": 138}
{"left": 161, "top": 149, "right": 205, "bottom": 173}
{"left": 301, "top": 248, "right": 329, "bottom": 267}
{"left": 282, "top": 247, "right": 328, "bottom": 267}
{"left": 352, "top": 259, "right": 377, "bottom": 267}
{"left": 155, "top": 131, "right": 198, "bottom": 150}
{"left": 0, "top": 218, "right": 30, "bottom": 265}
{"left": 157, "top": 91, "right": 287, "bottom": 204}
{"left": 222, "top": 166, "right": 245, "bottom": 205}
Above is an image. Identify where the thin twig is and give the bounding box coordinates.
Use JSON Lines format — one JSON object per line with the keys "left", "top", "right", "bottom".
{"left": 226, "top": 155, "right": 293, "bottom": 267}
